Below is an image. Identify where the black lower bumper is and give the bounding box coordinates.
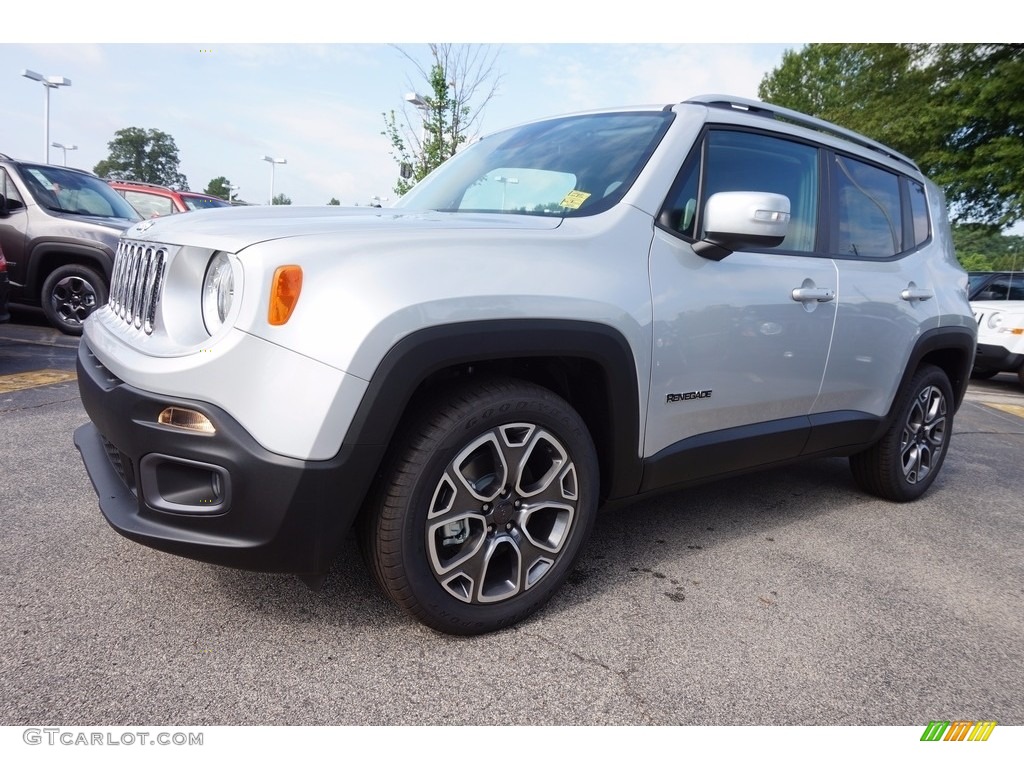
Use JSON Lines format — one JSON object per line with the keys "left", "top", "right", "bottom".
{"left": 74, "top": 340, "right": 384, "bottom": 575}
{"left": 973, "top": 343, "right": 1024, "bottom": 374}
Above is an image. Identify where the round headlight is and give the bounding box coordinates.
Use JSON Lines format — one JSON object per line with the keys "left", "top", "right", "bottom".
{"left": 987, "top": 311, "right": 1003, "bottom": 330}
{"left": 202, "top": 253, "right": 236, "bottom": 334}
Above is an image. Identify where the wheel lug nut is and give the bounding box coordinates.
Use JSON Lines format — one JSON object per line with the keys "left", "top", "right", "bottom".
{"left": 482, "top": 503, "right": 491, "bottom": 512}
{"left": 506, "top": 522, "right": 513, "bottom": 531}
{"left": 513, "top": 500, "right": 520, "bottom": 508}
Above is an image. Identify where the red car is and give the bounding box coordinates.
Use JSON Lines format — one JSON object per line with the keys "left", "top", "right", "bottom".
{"left": 108, "top": 180, "right": 231, "bottom": 218}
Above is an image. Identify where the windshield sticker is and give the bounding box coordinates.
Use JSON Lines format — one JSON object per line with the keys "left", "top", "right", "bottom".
{"left": 560, "top": 190, "right": 591, "bottom": 210}
{"left": 27, "top": 169, "right": 57, "bottom": 190}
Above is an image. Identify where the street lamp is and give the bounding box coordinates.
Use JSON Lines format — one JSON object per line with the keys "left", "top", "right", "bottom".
{"left": 51, "top": 142, "right": 77, "bottom": 166}
{"left": 404, "top": 91, "right": 429, "bottom": 161}
{"left": 227, "top": 184, "right": 241, "bottom": 203}
{"left": 261, "top": 155, "right": 287, "bottom": 205}
{"left": 493, "top": 175, "right": 519, "bottom": 210}
{"left": 22, "top": 69, "right": 72, "bottom": 164}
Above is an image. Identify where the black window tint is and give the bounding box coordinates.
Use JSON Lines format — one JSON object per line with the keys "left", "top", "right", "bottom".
{"left": 703, "top": 131, "right": 818, "bottom": 252}
{"left": 662, "top": 154, "right": 700, "bottom": 238}
{"left": 910, "top": 180, "right": 930, "bottom": 247}
{"left": 981, "top": 276, "right": 1024, "bottom": 301}
{"left": 836, "top": 156, "right": 902, "bottom": 258}
{"left": 1, "top": 169, "right": 26, "bottom": 210}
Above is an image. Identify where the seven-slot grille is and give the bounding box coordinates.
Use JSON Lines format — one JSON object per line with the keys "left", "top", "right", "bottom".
{"left": 109, "top": 239, "right": 167, "bottom": 334}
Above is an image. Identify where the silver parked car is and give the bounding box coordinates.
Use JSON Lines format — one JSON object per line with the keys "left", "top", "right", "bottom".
{"left": 74, "top": 96, "right": 976, "bottom": 634}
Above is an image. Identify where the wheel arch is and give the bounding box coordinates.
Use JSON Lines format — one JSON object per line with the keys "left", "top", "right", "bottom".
{"left": 341, "top": 319, "right": 645, "bottom": 503}
{"left": 889, "top": 325, "right": 976, "bottom": 420}
{"left": 26, "top": 241, "right": 113, "bottom": 299}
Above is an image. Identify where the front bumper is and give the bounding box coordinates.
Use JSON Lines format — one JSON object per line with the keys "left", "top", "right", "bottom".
{"left": 973, "top": 342, "right": 1024, "bottom": 374}
{"left": 74, "top": 340, "right": 384, "bottom": 575}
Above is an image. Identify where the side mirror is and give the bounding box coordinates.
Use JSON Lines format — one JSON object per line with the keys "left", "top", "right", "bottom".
{"left": 693, "top": 191, "right": 791, "bottom": 261}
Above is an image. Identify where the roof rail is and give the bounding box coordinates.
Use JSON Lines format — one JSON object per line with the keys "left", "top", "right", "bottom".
{"left": 0, "top": 153, "right": 13, "bottom": 161}
{"left": 685, "top": 94, "right": 919, "bottom": 171}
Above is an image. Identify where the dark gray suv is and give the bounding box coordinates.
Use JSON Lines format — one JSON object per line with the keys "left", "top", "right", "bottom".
{"left": 0, "top": 154, "right": 140, "bottom": 334}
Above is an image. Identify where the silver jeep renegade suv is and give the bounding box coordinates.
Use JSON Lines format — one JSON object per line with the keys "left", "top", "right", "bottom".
{"left": 74, "top": 96, "right": 976, "bottom": 634}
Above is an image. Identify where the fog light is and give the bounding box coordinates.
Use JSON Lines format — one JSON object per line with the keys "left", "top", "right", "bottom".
{"left": 158, "top": 407, "right": 215, "bottom": 434}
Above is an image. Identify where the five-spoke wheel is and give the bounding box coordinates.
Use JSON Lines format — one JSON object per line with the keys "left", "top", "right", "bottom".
{"left": 361, "top": 377, "right": 598, "bottom": 635}
{"left": 850, "top": 364, "right": 954, "bottom": 502}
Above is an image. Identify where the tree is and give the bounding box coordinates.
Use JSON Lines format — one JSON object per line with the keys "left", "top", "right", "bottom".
{"left": 272, "top": 193, "right": 292, "bottom": 206}
{"left": 758, "top": 44, "right": 1024, "bottom": 229}
{"left": 383, "top": 44, "right": 502, "bottom": 196}
{"left": 952, "top": 224, "right": 1024, "bottom": 271}
{"left": 205, "top": 176, "right": 231, "bottom": 200}
{"left": 94, "top": 127, "right": 189, "bottom": 189}
{"left": 327, "top": 197, "right": 341, "bottom": 205}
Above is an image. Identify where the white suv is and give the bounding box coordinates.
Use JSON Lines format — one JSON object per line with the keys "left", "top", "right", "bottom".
{"left": 74, "top": 96, "right": 977, "bottom": 634}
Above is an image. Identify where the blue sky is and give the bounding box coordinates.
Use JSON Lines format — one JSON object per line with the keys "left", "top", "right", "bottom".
{"left": 2, "top": 4, "right": 992, "bottom": 207}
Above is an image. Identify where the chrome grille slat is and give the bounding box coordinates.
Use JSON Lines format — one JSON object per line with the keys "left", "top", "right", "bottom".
{"left": 110, "top": 239, "right": 167, "bottom": 335}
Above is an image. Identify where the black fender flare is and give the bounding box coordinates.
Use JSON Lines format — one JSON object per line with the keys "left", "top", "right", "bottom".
{"left": 340, "top": 319, "right": 645, "bottom": 501}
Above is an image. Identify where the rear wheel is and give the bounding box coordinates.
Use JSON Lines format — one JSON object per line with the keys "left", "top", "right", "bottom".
{"left": 850, "top": 364, "right": 953, "bottom": 502}
{"left": 361, "top": 377, "right": 598, "bottom": 635}
{"left": 41, "top": 264, "right": 107, "bottom": 335}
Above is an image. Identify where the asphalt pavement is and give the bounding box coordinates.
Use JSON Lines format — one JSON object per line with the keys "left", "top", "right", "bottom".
{"left": 1, "top": 319, "right": 1022, "bottom": 727}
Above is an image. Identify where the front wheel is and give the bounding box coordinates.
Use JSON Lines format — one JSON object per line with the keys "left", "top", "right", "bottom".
{"left": 41, "top": 264, "right": 108, "bottom": 336}
{"left": 361, "top": 377, "right": 599, "bottom": 635}
{"left": 850, "top": 364, "right": 954, "bottom": 502}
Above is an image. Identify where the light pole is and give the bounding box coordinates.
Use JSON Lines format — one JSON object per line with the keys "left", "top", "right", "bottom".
{"left": 22, "top": 70, "right": 72, "bottom": 164}
{"left": 261, "top": 155, "right": 287, "bottom": 205}
{"left": 51, "top": 142, "right": 77, "bottom": 166}
{"left": 227, "top": 184, "right": 241, "bottom": 203}
{"left": 493, "top": 175, "right": 519, "bottom": 210}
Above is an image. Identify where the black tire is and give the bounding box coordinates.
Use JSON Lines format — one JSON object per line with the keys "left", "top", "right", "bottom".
{"left": 849, "top": 364, "right": 954, "bottom": 502}
{"left": 360, "top": 377, "right": 599, "bottom": 635}
{"left": 970, "top": 368, "right": 998, "bottom": 380}
{"left": 41, "top": 264, "right": 108, "bottom": 336}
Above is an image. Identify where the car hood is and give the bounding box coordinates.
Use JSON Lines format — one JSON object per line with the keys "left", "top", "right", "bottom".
{"left": 122, "top": 205, "right": 563, "bottom": 253}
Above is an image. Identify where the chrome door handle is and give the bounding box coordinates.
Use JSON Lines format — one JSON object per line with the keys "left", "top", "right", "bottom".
{"left": 900, "top": 284, "right": 933, "bottom": 302}
{"left": 791, "top": 287, "right": 835, "bottom": 303}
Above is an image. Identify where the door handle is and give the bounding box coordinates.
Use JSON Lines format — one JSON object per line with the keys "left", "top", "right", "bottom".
{"left": 791, "top": 287, "right": 835, "bottom": 303}
{"left": 900, "top": 283, "right": 933, "bottom": 302}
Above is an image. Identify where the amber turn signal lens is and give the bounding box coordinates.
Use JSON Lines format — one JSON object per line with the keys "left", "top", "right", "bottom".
{"left": 268, "top": 265, "right": 303, "bottom": 326}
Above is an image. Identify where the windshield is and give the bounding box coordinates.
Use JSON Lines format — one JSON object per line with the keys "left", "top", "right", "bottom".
{"left": 184, "top": 195, "right": 231, "bottom": 211}
{"left": 395, "top": 111, "right": 673, "bottom": 216}
{"left": 19, "top": 164, "right": 141, "bottom": 221}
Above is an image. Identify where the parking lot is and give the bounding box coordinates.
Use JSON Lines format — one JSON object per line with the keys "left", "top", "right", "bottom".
{"left": 1, "top": 316, "right": 1022, "bottom": 727}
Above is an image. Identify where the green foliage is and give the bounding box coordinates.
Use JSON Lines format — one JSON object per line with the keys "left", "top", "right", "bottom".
{"left": 383, "top": 44, "right": 502, "bottom": 196}
{"left": 759, "top": 44, "right": 1024, "bottom": 228}
{"left": 205, "top": 176, "right": 231, "bottom": 199}
{"left": 94, "top": 127, "right": 188, "bottom": 189}
{"left": 952, "top": 223, "right": 1024, "bottom": 271}
{"left": 327, "top": 197, "right": 341, "bottom": 205}
{"left": 272, "top": 193, "right": 292, "bottom": 206}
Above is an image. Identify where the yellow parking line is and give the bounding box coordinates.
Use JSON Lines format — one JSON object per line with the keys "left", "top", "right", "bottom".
{"left": 986, "top": 403, "right": 1024, "bottom": 419}
{"left": 0, "top": 369, "right": 77, "bottom": 394}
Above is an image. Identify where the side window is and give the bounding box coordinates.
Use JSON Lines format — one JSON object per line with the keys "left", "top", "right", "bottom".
{"left": 1, "top": 169, "right": 26, "bottom": 211}
{"left": 661, "top": 130, "right": 819, "bottom": 252}
{"left": 980, "top": 276, "right": 1024, "bottom": 301}
{"left": 909, "top": 180, "right": 930, "bottom": 247}
{"left": 703, "top": 131, "right": 819, "bottom": 252}
{"left": 835, "top": 156, "right": 902, "bottom": 259}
